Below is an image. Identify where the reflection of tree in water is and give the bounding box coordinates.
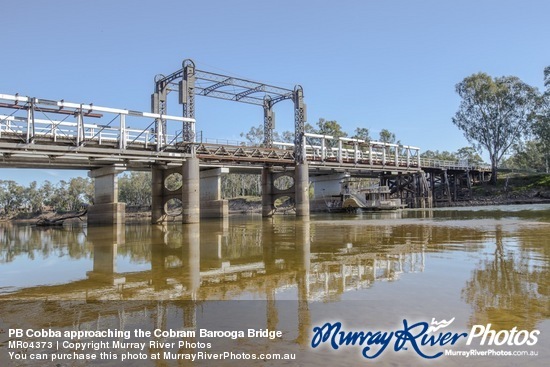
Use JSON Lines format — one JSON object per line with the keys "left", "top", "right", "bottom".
{"left": 0, "top": 224, "right": 90, "bottom": 263}
{"left": 462, "top": 225, "right": 550, "bottom": 330}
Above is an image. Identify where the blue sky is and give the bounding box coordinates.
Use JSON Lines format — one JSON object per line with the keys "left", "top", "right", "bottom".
{"left": 2, "top": 0, "right": 549, "bottom": 185}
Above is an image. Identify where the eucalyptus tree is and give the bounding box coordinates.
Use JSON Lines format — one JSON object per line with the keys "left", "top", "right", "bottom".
{"left": 378, "top": 129, "right": 396, "bottom": 144}
{"left": 351, "top": 127, "right": 371, "bottom": 142}
{"left": 453, "top": 73, "right": 538, "bottom": 184}
{"left": 455, "top": 147, "right": 484, "bottom": 166}
{"left": 532, "top": 66, "right": 550, "bottom": 172}
{"left": 119, "top": 172, "right": 152, "bottom": 207}
{"left": 240, "top": 124, "right": 265, "bottom": 146}
{"left": 0, "top": 180, "right": 24, "bottom": 214}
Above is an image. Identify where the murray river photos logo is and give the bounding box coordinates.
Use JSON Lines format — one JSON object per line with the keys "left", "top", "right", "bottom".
{"left": 310, "top": 318, "right": 540, "bottom": 359}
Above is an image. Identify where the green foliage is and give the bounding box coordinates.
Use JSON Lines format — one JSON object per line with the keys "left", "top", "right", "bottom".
{"left": 240, "top": 124, "right": 265, "bottom": 146}
{"left": 0, "top": 180, "right": 24, "bottom": 214}
{"left": 48, "top": 178, "right": 94, "bottom": 212}
{"left": 420, "top": 150, "right": 457, "bottom": 161}
{"left": 280, "top": 130, "right": 294, "bottom": 143}
{"left": 0, "top": 177, "right": 93, "bottom": 215}
{"left": 453, "top": 72, "right": 538, "bottom": 184}
{"left": 119, "top": 172, "right": 152, "bottom": 207}
{"left": 455, "top": 147, "right": 483, "bottom": 165}
{"left": 305, "top": 118, "right": 348, "bottom": 148}
{"left": 493, "top": 173, "right": 550, "bottom": 190}
{"left": 530, "top": 66, "right": 550, "bottom": 173}
{"left": 378, "top": 129, "right": 396, "bottom": 144}
{"left": 314, "top": 118, "right": 347, "bottom": 139}
{"left": 23, "top": 181, "right": 47, "bottom": 213}
{"left": 534, "top": 174, "right": 550, "bottom": 188}
{"left": 501, "top": 141, "right": 548, "bottom": 172}
{"left": 420, "top": 147, "right": 485, "bottom": 166}
{"left": 240, "top": 120, "right": 385, "bottom": 151}
{"left": 498, "top": 66, "right": 550, "bottom": 174}
{"left": 239, "top": 124, "right": 296, "bottom": 145}
{"left": 351, "top": 127, "right": 371, "bottom": 142}
{"left": 221, "top": 174, "right": 261, "bottom": 198}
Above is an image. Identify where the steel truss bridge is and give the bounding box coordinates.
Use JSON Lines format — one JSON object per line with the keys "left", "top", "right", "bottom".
{"left": 1, "top": 59, "right": 491, "bottom": 214}
{"left": 0, "top": 93, "right": 484, "bottom": 173}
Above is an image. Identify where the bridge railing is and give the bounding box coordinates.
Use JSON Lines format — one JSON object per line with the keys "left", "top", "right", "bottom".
{"left": 274, "top": 134, "right": 422, "bottom": 169}
{"left": 0, "top": 93, "right": 194, "bottom": 150}
{"left": 419, "top": 157, "right": 491, "bottom": 171}
{"left": 274, "top": 135, "right": 490, "bottom": 171}
{"left": 199, "top": 137, "right": 250, "bottom": 147}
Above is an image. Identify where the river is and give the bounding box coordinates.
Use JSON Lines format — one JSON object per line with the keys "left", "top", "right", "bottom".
{"left": 0, "top": 205, "right": 548, "bottom": 366}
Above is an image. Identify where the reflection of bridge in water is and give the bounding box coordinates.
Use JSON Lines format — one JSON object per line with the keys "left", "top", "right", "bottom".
{"left": 0, "top": 221, "right": 426, "bottom": 302}
{"left": 0, "top": 220, "right": 430, "bottom": 351}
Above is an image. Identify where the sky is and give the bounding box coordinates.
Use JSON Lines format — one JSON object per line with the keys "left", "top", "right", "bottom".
{"left": 1, "top": 0, "right": 549, "bottom": 185}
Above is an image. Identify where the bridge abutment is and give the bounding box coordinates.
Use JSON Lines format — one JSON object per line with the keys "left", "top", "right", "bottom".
{"left": 88, "top": 166, "right": 126, "bottom": 225}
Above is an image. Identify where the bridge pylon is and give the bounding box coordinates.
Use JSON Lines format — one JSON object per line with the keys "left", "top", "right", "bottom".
{"left": 87, "top": 165, "right": 126, "bottom": 225}
{"left": 152, "top": 160, "right": 228, "bottom": 224}
{"left": 261, "top": 163, "right": 310, "bottom": 218}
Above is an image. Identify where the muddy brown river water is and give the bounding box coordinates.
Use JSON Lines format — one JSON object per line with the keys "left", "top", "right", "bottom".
{"left": 1, "top": 205, "right": 548, "bottom": 366}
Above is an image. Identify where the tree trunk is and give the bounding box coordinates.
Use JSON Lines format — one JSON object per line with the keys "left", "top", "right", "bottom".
{"left": 490, "top": 158, "right": 498, "bottom": 185}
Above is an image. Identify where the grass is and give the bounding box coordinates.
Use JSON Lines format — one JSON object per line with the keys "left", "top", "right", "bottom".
{"left": 471, "top": 173, "right": 550, "bottom": 197}
{"left": 500, "top": 173, "right": 550, "bottom": 189}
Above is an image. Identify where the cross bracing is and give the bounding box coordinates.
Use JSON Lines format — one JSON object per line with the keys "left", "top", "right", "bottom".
{"left": 156, "top": 68, "right": 294, "bottom": 106}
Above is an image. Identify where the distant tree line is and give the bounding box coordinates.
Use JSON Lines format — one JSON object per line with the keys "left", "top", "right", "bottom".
{"left": 420, "top": 147, "right": 484, "bottom": 166}
{"left": 240, "top": 116, "right": 402, "bottom": 147}
{"left": 0, "top": 178, "right": 93, "bottom": 216}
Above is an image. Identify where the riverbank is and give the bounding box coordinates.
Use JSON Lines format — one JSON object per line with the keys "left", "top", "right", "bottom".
{"left": 450, "top": 173, "right": 550, "bottom": 207}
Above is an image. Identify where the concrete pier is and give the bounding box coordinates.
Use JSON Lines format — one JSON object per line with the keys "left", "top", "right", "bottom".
{"left": 200, "top": 168, "right": 229, "bottom": 218}
{"left": 151, "top": 165, "right": 166, "bottom": 224}
{"left": 261, "top": 168, "right": 275, "bottom": 217}
{"left": 261, "top": 164, "right": 310, "bottom": 217}
{"left": 295, "top": 219, "right": 311, "bottom": 346}
{"left": 294, "top": 163, "right": 310, "bottom": 217}
{"left": 151, "top": 158, "right": 205, "bottom": 224}
{"left": 182, "top": 157, "right": 200, "bottom": 223}
{"left": 88, "top": 165, "right": 126, "bottom": 225}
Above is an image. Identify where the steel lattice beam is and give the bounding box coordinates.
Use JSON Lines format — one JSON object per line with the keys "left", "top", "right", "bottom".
{"left": 153, "top": 59, "right": 301, "bottom": 161}
{"left": 157, "top": 68, "right": 294, "bottom": 107}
